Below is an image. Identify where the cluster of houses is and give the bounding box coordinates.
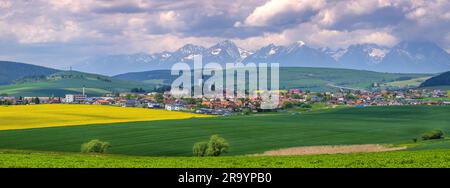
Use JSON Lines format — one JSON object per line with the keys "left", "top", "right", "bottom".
{"left": 1, "top": 87, "right": 449, "bottom": 115}
{"left": 286, "top": 88, "right": 449, "bottom": 106}
{"left": 317, "top": 89, "right": 450, "bottom": 106}
{"left": 0, "top": 96, "right": 61, "bottom": 105}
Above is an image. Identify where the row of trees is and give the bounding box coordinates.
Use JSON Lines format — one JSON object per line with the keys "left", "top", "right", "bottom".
{"left": 281, "top": 101, "right": 312, "bottom": 109}
{"left": 0, "top": 97, "right": 41, "bottom": 105}
{"left": 79, "top": 134, "right": 230, "bottom": 157}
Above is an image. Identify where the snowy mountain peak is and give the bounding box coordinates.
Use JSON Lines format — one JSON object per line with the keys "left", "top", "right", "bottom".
{"left": 211, "top": 48, "right": 222, "bottom": 55}
{"left": 324, "top": 48, "right": 347, "bottom": 61}
{"left": 238, "top": 48, "right": 253, "bottom": 59}
{"left": 247, "top": 44, "right": 284, "bottom": 59}
{"left": 206, "top": 40, "right": 241, "bottom": 60}
{"left": 285, "top": 40, "right": 309, "bottom": 53}
{"left": 296, "top": 40, "right": 306, "bottom": 46}
{"left": 74, "top": 41, "right": 450, "bottom": 75}
{"left": 159, "top": 52, "right": 172, "bottom": 59}
{"left": 368, "top": 48, "right": 388, "bottom": 59}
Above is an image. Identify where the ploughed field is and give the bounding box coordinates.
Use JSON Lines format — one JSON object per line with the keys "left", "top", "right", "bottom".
{"left": 0, "top": 105, "right": 448, "bottom": 156}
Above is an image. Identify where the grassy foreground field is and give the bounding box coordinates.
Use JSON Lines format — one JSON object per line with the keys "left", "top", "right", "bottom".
{"left": 1, "top": 149, "right": 449, "bottom": 168}
{"left": 0, "top": 104, "right": 210, "bottom": 130}
{"left": 0, "top": 106, "right": 448, "bottom": 156}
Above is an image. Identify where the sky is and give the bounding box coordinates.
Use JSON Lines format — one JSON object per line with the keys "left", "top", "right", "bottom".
{"left": 1, "top": 0, "right": 450, "bottom": 68}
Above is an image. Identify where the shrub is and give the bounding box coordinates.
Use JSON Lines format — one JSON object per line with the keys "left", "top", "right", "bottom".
{"left": 421, "top": 130, "right": 444, "bottom": 140}
{"left": 193, "top": 141, "right": 208, "bottom": 157}
{"left": 81, "top": 139, "right": 111, "bottom": 154}
{"left": 193, "top": 135, "right": 230, "bottom": 157}
{"left": 282, "top": 101, "right": 294, "bottom": 109}
{"left": 301, "top": 103, "right": 312, "bottom": 108}
{"left": 205, "top": 135, "right": 229, "bottom": 156}
{"left": 242, "top": 108, "right": 251, "bottom": 115}
{"left": 291, "top": 94, "right": 301, "bottom": 99}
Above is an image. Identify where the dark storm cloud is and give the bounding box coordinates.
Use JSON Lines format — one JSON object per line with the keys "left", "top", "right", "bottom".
{"left": 329, "top": 6, "right": 406, "bottom": 31}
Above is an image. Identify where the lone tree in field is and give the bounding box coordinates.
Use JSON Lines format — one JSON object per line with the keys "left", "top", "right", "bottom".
{"left": 81, "top": 139, "right": 111, "bottom": 154}
{"left": 206, "top": 135, "right": 229, "bottom": 156}
{"left": 193, "top": 135, "right": 229, "bottom": 157}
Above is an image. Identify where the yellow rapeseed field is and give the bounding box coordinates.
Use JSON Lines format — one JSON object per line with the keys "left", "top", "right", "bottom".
{"left": 0, "top": 104, "right": 211, "bottom": 130}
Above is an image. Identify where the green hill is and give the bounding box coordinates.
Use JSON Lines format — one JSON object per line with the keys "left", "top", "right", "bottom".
{"left": 0, "top": 61, "right": 59, "bottom": 85}
{"left": 420, "top": 71, "right": 450, "bottom": 88}
{"left": 114, "top": 67, "right": 431, "bottom": 91}
{"left": 0, "top": 63, "right": 433, "bottom": 96}
{"left": 0, "top": 71, "right": 156, "bottom": 97}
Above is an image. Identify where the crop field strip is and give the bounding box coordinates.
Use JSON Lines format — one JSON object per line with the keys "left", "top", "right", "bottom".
{"left": 1, "top": 149, "right": 450, "bottom": 168}
{"left": 0, "top": 105, "right": 448, "bottom": 156}
{"left": 0, "top": 104, "right": 211, "bottom": 130}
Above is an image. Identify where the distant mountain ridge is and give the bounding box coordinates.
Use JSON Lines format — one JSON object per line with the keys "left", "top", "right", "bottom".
{"left": 377, "top": 42, "right": 450, "bottom": 73}
{"left": 332, "top": 44, "right": 389, "bottom": 70}
{"left": 0, "top": 61, "right": 59, "bottom": 85}
{"left": 73, "top": 40, "right": 450, "bottom": 75}
{"left": 242, "top": 41, "right": 337, "bottom": 68}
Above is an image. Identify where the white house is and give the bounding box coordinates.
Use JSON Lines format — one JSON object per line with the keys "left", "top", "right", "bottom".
{"left": 65, "top": 94, "right": 87, "bottom": 103}
{"left": 165, "top": 104, "right": 187, "bottom": 111}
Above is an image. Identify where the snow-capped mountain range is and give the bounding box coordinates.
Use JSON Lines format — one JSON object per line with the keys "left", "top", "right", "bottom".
{"left": 73, "top": 40, "right": 450, "bottom": 76}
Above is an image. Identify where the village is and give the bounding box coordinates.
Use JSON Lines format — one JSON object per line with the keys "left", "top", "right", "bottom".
{"left": 1, "top": 84, "right": 449, "bottom": 116}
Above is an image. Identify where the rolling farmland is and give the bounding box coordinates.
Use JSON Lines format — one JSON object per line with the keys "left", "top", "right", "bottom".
{"left": 0, "top": 105, "right": 448, "bottom": 156}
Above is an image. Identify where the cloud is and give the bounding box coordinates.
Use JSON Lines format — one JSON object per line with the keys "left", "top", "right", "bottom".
{"left": 0, "top": 0, "right": 449, "bottom": 68}
{"left": 0, "top": 1, "right": 12, "bottom": 8}
{"left": 234, "top": 23, "right": 398, "bottom": 50}
{"left": 48, "top": 0, "right": 90, "bottom": 12}
{"left": 158, "top": 11, "right": 185, "bottom": 31}
{"left": 243, "top": 0, "right": 325, "bottom": 27}
{"left": 0, "top": 17, "right": 84, "bottom": 44}
{"left": 237, "top": 0, "right": 449, "bottom": 49}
